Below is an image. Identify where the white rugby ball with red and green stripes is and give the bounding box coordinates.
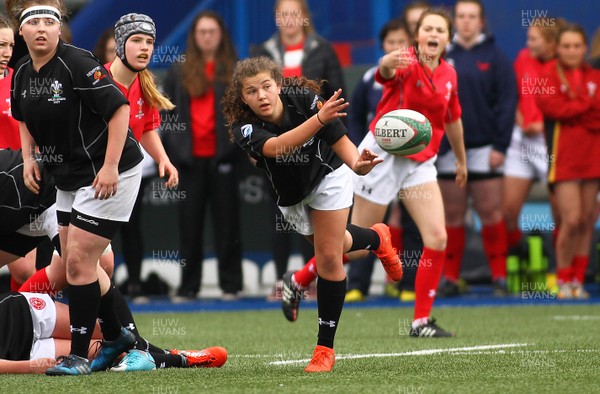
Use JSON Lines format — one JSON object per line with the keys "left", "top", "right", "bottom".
{"left": 374, "top": 109, "right": 432, "bottom": 156}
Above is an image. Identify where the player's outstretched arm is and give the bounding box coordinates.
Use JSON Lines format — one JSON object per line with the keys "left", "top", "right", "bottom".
{"left": 262, "top": 89, "right": 349, "bottom": 158}
{"left": 331, "top": 136, "right": 382, "bottom": 176}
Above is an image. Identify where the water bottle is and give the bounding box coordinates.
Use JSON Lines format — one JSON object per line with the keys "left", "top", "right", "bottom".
{"left": 507, "top": 255, "right": 520, "bottom": 294}
{"left": 528, "top": 236, "right": 546, "bottom": 291}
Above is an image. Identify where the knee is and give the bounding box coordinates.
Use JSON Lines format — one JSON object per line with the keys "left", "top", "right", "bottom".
{"left": 502, "top": 204, "right": 520, "bottom": 227}
{"left": 478, "top": 206, "right": 503, "bottom": 225}
{"left": 444, "top": 205, "right": 464, "bottom": 226}
{"left": 423, "top": 227, "right": 447, "bottom": 251}
{"left": 316, "top": 249, "right": 341, "bottom": 267}
{"left": 65, "top": 250, "right": 93, "bottom": 281}
{"left": 562, "top": 213, "right": 584, "bottom": 234}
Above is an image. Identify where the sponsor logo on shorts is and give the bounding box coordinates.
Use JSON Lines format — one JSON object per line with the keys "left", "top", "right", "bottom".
{"left": 76, "top": 215, "right": 99, "bottom": 226}
{"left": 29, "top": 297, "right": 46, "bottom": 310}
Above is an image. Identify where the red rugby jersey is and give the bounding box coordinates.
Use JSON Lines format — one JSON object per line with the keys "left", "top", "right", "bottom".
{"left": 105, "top": 62, "right": 160, "bottom": 141}
{"left": 514, "top": 48, "right": 546, "bottom": 129}
{"left": 370, "top": 51, "right": 462, "bottom": 162}
{"left": 0, "top": 68, "right": 21, "bottom": 149}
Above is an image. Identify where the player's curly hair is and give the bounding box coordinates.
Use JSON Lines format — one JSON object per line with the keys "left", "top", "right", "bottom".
{"left": 5, "top": 0, "right": 68, "bottom": 29}
{"left": 222, "top": 56, "right": 322, "bottom": 141}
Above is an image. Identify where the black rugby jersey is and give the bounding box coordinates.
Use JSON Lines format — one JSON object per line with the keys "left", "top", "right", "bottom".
{"left": 0, "top": 149, "right": 56, "bottom": 235}
{"left": 0, "top": 293, "right": 34, "bottom": 361}
{"left": 11, "top": 40, "right": 142, "bottom": 191}
{"left": 233, "top": 91, "right": 346, "bottom": 206}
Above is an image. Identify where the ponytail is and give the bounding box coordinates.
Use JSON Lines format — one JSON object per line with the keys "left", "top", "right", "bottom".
{"left": 138, "top": 69, "right": 175, "bottom": 111}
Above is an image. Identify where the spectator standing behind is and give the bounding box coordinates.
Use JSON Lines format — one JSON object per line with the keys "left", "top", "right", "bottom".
{"left": 401, "top": 0, "right": 430, "bottom": 39}
{"left": 161, "top": 11, "right": 243, "bottom": 301}
{"left": 345, "top": 19, "right": 410, "bottom": 302}
{"left": 93, "top": 27, "right": 116, "bottom": 64}
{"left": 251, "top": 0, "right": 346, "bottom": 296}
{"left": 537, "top": 24, "right": 600, "bottom": 299}
{"left": 589, "top": 26, "right": 600, "bottom": 69}
{"left": 0, "top": 17, "right": 19, "bottom": 150}
{"left": 437, "top": 0, "right": 517, "bottom": 296}
{"left": 502, "top": 18, "right": 563, "bottom": 254}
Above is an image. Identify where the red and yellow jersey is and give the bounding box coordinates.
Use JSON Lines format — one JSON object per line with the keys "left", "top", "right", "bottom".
{"left": 537, "top": 60, "right": 600, "bottom": 182}
{"left": 0, "top": 68, "right": 21, "bottom": 150}
{"left": 370, "top": 50, "right": 462, "bottom": 162}
{"left": 105, "top": 62, "right": 160, "bottom": 141}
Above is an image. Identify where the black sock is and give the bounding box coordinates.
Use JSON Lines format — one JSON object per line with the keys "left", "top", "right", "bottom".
{"left": 150, "top": 352, "right": 184, "bottom": 368}
{"left": 316, "top": 276, "right": 347, "bottom": 348}
{"left": 97, "top": 285, "right": 122, "bottom": 341}
{"left": 110, "top": 287, "right": 166, "bottom": 353}
{"left": 68, "top": 281, "right": 101, "bottom": 358}
{"left": 51, "top": 235, "right": 61, "bottom": 256}
{"left": 346, "top": 224, "right": 380, "bottom": 252}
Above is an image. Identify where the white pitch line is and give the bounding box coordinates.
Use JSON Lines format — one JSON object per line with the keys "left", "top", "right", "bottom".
{"left": 268, "top": 343, "right": 530, "bottom": 365}
{"left": 551, "top": 315, "right": 600, "bottom": 321}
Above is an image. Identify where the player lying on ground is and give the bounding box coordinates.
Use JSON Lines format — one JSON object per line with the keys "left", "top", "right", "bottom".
{"left": 0, "top": 291, "right": 227, "bottom": 374}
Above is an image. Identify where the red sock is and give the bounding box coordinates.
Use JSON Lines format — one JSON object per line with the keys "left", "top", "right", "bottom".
{"left": 414, "top": 247, "right": 445, "bottom": 321}
{"left": 10, "top": 277, "right": 22, "bottom": 292}
{"left": 293, "top": 255, "right": 350, "bottom": 288}
{"left": 572, "top": 255, "right": 589, "bottom": 284}
{"left": 482, "top": 221, "right": 508, "bottom": 280}
{"left": 556, "top": 266, "right": 573, "bottom": 285}
{"left": 389, "top": 226, "right": 403, "bottom": 255}
{"left": 294, "top": 254, "right": 350, "bottom": 287}
{"left": 508, "top": 229, "right": 522, "bottom": 249}
{"left": 444, "top": 226, "right": 465, "bottom": 282}
{"left": 18, "top": 267, "right": 53, "bottom": 295}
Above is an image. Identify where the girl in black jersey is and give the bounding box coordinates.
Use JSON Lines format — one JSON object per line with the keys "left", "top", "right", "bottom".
{"left": 6, "top": 0, "right": 139, "bottom": 375}
{"left": 223, "top": 56, "right": 402, "bottom": 372}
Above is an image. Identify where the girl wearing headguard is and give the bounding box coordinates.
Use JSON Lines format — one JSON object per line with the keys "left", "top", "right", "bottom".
{"left": 6, "top": 0, "right": 140, "bottom": 375}
{"left": 107, "top": 13, "right": 178, "bottom": 301}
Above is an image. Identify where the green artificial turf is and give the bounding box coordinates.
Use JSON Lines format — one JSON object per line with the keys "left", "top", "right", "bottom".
{"left": 2, "top": 304, "right": 599, "bottom": 393}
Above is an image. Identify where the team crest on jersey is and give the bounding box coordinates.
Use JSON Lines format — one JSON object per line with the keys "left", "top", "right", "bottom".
{"left": 310, "top": 94, "right": 323, "bottom": 110}
{"left": 49, "top": 80, "right": 66, "bottom": 104}
{"left": 241, "top": 124, "right": 253, "bottom": 138}
{"left": 445, "top": 81, "right": 453, "bottom": 101}
{"left": 29, "top": 297, "right": 46, "bottom": 310}
{"left": 87, "top": 65, "right": 107, "bottom": 85}
{"left": 135, "top": 98, "right": 145, "bottom": 119}
{"left": 587, "top": 81, "right": 597, "bottom": 97}
{"left": 2, "top": 98, "right": 11, "bottom": 116}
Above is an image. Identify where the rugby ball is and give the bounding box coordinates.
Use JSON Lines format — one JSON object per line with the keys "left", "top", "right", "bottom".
{"left": 374, "top": 109, "right": 432, "bottom": 156}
